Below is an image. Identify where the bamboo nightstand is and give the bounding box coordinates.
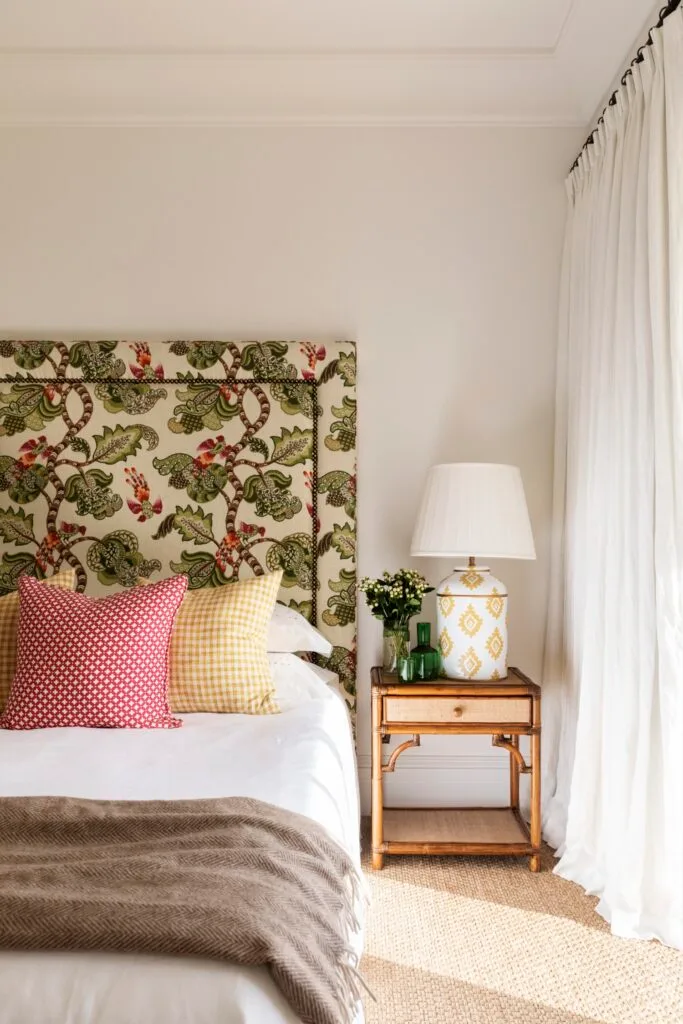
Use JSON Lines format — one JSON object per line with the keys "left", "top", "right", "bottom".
{"left": 371, "top": 666, "right": 542, "bottom": 871}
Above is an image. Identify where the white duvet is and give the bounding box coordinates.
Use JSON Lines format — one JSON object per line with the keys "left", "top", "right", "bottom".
{"left": 0, "top": 684, "right": 363, "bottom": 1024}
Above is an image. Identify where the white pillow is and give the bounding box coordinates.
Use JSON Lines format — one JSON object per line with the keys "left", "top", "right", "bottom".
{"left": 267, "top": 603, "right": 333, "bottom": 657}
{"left": 269, "top": 653, "right": 339, "bottom": 710}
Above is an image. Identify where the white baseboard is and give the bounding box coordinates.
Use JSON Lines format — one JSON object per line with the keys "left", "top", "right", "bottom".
{"left": 357, "top": 752, "right": 523, "bottom": 814}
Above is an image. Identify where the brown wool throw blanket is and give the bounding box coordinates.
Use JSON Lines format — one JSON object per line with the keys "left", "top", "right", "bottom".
{"left": 0, "top": 796, "right": 365, "bottom": 1024}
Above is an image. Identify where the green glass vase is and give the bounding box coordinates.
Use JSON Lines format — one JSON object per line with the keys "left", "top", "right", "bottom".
{"left": 411, "top": 622, "right": 441, "bottom": 681}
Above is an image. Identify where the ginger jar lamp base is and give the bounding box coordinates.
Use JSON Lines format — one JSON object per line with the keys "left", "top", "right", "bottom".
{"left": 436, "top": 557, "right": 508, "bottom": 681}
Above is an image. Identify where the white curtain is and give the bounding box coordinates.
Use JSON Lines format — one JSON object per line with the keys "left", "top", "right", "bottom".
{"left": 542, "top": 10, "right": 683, "bottom": 949}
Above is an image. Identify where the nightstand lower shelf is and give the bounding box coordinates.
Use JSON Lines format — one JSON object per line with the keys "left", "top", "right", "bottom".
{"left": 382, "top": 807, "right": 532, "bottom": 856}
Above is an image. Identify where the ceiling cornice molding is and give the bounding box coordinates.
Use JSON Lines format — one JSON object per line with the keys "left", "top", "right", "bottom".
{"left": 0, "top": 50, "right": 584, "bottom": 128}
{"left": 0, "top": 114, "right": 585, "bottom": 129}
{"left": 0, "top": 1, "right": 656, "bottom": 128}
{"left": 0, "top": 47, "right": 559, "bottom": 60}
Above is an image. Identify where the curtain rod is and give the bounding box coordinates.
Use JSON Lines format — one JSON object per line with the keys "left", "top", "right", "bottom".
{"left": 568, "top": 0, "right": 682, "bottom": 174}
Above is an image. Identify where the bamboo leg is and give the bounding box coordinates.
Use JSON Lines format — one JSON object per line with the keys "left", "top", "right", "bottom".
{"left": 371, "top": 688, "right": 384, "bottom": 870}
{"left": 529, "top": 695, "right": 541, "bottom": 872}
{"left": 509, "top": 734, "right": 520, "bottom": 809}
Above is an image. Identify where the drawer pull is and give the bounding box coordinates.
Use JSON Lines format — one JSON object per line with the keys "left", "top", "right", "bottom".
{"left": 453, "top": 706, "right": 464, "bottom": 718}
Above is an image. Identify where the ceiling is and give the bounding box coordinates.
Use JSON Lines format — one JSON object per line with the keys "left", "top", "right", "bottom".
{"left": 0, "top": 0, "right": 657, "bottom": 126}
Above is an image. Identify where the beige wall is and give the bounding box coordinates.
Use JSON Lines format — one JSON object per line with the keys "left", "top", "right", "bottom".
{"left": 0, "top": 126, "right": 580, "bottom": 807}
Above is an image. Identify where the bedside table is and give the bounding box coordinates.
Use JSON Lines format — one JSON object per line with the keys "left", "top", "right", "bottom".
{"left": 371, "top": 666, "right": 542, "bottom": 871}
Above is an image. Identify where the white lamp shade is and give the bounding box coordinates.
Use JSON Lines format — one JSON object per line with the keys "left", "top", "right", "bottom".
{"left": 411, "top": 463, "right": 536, "bottom": 560}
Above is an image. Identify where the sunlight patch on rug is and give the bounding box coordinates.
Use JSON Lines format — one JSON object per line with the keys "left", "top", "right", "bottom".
{"left": 364, "top": 875, "right": 683, "bottom": 1024}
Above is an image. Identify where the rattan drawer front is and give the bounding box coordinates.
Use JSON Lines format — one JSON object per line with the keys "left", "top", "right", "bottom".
{"left": 384, "top": 696, "right": 531, "bottom": 725}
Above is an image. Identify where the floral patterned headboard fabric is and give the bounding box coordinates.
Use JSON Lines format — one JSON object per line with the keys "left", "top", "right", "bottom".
{"left": 0, "top": 341, "right": 357, "bottom": 708}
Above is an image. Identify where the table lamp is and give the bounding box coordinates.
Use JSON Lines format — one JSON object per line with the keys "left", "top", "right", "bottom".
{"left": 411, "top": 463, "right": 536, "bottom": 680}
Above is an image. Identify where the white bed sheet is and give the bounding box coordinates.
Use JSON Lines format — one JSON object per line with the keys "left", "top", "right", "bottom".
{"left": 0, "top": 687, "right": 363, "bottom": 1024}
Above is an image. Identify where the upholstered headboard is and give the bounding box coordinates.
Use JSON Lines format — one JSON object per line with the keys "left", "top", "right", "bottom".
{"left": 0, "top": 341, "right": 356, "bottom": 708}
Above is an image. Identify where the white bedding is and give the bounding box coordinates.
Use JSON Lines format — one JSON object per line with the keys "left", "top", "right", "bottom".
{"left": 0, "top": 686, "right": 363, "bottom": 1024}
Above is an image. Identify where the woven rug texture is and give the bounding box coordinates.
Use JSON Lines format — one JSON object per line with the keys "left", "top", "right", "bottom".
{"left": 359, "top": 827, "right": 683, "bottom": 1024}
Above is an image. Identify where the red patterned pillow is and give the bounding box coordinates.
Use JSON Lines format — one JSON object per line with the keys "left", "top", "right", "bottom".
{"left": 0, "top": 574, "right": 188, "bottom": 731}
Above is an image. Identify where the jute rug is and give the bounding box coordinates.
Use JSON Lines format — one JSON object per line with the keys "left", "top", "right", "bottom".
{"left": 359, "top": 826, "right": 683, "bottom": 1024}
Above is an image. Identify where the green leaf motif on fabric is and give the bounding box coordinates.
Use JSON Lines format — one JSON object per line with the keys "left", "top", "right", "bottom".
{"left": 266, "top": 532, "right": 313, "bottom": 589}
{"left": 0, "top": 384, "right": 63, "bottom": 434}
{"left": 336, "top": 349, "right": 356, "bottom": 387}
{"left": 91, "top": 424, "right": 159, "bottom": 465}
{"left": 12, "top": 342, "right": 54, "bottom": 371}
{"left": 168, "top": 383, "right": 240, "bottom": 435}
{"left": 182, "top": 342, "right": 229, "bottom": 370}
{"left": 322, "top": 569, "right": 356, "bottom": 628}
{"left": 317, "top": 532, "right": 333, "bottom": 557}
{"left": 87, "top": 530, "right": 161, "bottom": 587}
{"left": 170, "top": 550, "right": 227, "bottom": 589}
{"left": 241, "top": 342, "right": 293, "bottom": 379}
{"left": 248, "top": 437, "right": 270, "bottom": 459}
{"left": 318, "top": 360, "right": 338, "bottom": 385}
{"left": 270, "top": 426, "right": 314, "bottom": 467}
{"left": 185, "top": 463, "right": 228, "bottom": 502}
{"left": 330, "top": 523, "right": 355, "bottom": 559}
{"left": 325, "top": 396, "right": 356, "bottom": 452}
{"left": 0, "top": 456, "right": 14, "bottom": 482}
{"left": 69, "top": 437, "right": 92, "bottom": 460}
{"left": 95, "top": 381, "right": 167, "bottom": 416}
{"left": 285, "top": 598, "right": 314, "bottom": 622}
{"left": 0, "top": 551, "right": 38, "bottom": 596}
{"left": 318, "top": 470, "right": 356, "bottom": 517}
{"left": 168, "top": 341, "right": 190, "bottom": 356}
{"left": 69, "top": 341, "right": 126, "bottom": 380}
{"left": 153, "top": 452, "right": 194, "bottom": 483}
{"left": 0, "top": 457, "right": 49, "bottom": 505}
{"left": 152, "top": 513, "right": 176, "bottom": 540}
{"left": 243, "top": 470, "right": 302, "bottom": 521}
{"left": 271, "top": 381, "right": 316, "bottom": 419}
{"left": 318, "top": 523, "right": 355, "bottom": 560}
{"left": 326, "top": 645, "right": 357, "bottom": 699}
{"left": 172, "top": 505, "right": 215, "bottom": 546}
{"left": 64, "top": 469, "right": 123, "bottom": 520}
{"left": 153, "top": 453, "right": 228, "bottom": 503}
{"left": 0, "top": 507, "right": 35, "bottom": 546}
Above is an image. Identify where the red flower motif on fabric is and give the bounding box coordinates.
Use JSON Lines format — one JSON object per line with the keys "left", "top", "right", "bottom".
{"left": 124, "top": 467, "right": 163, "bottom": 522}
{"left": 129, "top": 342, "right": 164, "bottom": 381}
{"left": 18, "top": 436, "right": 54, "bottom": 467}
{"left": 300, "top": 343, "right": 326, "bottom": 377}
{"left": 215, "top": 521, "right": 266, "bottom": 572}
{"left": 58, "top": 521, "right": 86, "bottom": 545}
{"left": 42, "top": 384, "right": 62, "bottom": 404}
{"left": 36, "top": 531, "right": 62, "bottom": 571}
{"left": 194, "top": 436, "right": 235, "bottom": 471}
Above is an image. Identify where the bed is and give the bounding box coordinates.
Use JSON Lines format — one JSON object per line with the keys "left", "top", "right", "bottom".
{"left": 0, "top": 340, "right": 362, "bottom": 1023}
{"left": 0, "top": 683, "right": 363, "bottom": 1024}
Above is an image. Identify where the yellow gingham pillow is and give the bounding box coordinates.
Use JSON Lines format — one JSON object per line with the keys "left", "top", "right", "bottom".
{"left": 169, "top": 570, "right": 283, "bottom": 715}
{"left": 0, "top": 568, "right": 77, "bottom": 711}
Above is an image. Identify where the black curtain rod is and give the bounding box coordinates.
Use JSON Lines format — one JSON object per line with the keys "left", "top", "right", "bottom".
{"left": 568, "top": 0, "right": 682, "bottom": 174}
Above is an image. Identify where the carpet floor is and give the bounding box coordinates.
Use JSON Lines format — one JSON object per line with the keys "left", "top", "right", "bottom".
{"left": 359, "top": 826, "right": 683, "bottom": 1024}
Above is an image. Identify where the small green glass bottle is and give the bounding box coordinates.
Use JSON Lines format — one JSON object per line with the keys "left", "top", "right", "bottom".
{"left": 411, "top": 622, "right": 441, "bottom": 681}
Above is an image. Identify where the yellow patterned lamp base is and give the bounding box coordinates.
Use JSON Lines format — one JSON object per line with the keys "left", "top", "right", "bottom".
{"left": 437, "top": 565, "right": 508, "bottom": 680}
